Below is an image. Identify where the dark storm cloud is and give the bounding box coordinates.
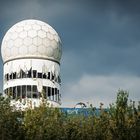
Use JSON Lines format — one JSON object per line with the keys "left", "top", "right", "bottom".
{"left": 59, "top": 0, "right": 140, "bottom": 82}
{"left": 0, "top": 0, "right": 140, "bottom": 98}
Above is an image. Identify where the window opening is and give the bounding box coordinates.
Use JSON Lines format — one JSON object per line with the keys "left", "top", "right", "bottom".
{"left": 13, "top": 72, "right": 16, "bottom": 79}
{"left": 55, "top": 88, "right": 57, "bottom": 101}
{"left": 27, "top": 68, "right": 32, "bottom": 78}
{"left": 22, "top": 85, "right": 26, "bottom": 98}
{"left": 10, "top": 73, "right": 12, "bottom": 79}
{"left": 7, "top": 74, "right": 9, "bottom": 81}
{"left": 27, "top": 85, "right": 31, "bottom": 98}
{"left": 32, "top": 85, "right": 37, "bottom": 98}
{"left": 48, "top": 72, "right": 50, "bottom": 79}
{"left": 52, "top": 74, "right": 55, "bottom": 80}
{"left": 21, "top": 70, "right": 26, "bottom": 78}
{"left": 43, "top": 86, "right": 47, "bottom": 99}
{"left": 43, "top": 73, "right": 47, "bottom": 79}
{"left": 17, "top": 86, "right": 21, "bottom": 98}
{"left": 33, "top": 70, "right": 37, "bottom": 78}
{"left": 37, "top": 72, "right": 42, "bottom": 78}
{"left": 52, "top": 88, "right": 54, "bottom": 100}
{"left": 48, "top": 87, "right": 51, "bottom": 97}
{"left": 13, "top": 87, "right": 16, "bottom": 99}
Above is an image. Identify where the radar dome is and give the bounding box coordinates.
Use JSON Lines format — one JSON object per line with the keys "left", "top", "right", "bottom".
{"left": 1, "top": 19, "right": 62, "bottom": 63}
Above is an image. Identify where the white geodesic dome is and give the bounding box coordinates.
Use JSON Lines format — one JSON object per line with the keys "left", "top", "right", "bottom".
{"left": 1, "top": 19, "right": 62, "bottom": 63}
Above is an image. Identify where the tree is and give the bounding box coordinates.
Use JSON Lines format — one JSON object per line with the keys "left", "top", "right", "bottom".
{"left": 0, "top": 96, "right": 24, "bottom": 140}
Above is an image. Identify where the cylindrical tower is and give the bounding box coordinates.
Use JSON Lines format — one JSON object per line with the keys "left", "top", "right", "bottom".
{"left": 1, "top": 19, "right": 62, "bottom": 109}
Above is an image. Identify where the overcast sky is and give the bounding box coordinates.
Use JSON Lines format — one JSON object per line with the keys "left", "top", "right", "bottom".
{"left": 0, "top": 0, "right": 140, "bottom": 107}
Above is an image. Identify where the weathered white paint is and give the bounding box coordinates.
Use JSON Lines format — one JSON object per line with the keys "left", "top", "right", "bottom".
{"left": 4, "top": 59, "right": 60, "bottom": 75}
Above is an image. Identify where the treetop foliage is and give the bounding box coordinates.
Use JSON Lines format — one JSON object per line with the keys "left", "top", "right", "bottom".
{"left": 0, "top": 90, "right": 139, "bottom": 140}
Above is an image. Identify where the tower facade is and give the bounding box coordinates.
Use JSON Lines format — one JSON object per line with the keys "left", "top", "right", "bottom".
{"left": 1, "top": 19, "right": 62, "bottom": 109}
